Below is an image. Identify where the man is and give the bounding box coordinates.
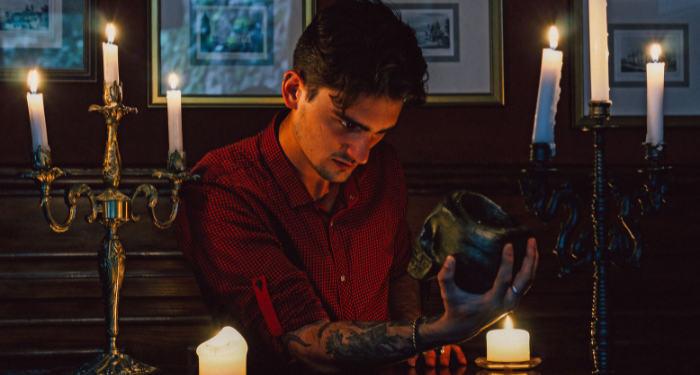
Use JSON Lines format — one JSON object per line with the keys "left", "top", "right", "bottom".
{"left": 177, "top": 0, "right": 538, "bottom": 372}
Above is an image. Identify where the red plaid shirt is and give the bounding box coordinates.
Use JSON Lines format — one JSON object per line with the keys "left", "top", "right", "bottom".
{"left": 177, "top": 111, "right": 412, "bottom": 359}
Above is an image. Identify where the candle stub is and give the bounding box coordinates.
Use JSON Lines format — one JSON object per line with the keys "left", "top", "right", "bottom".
{"left": 197, "top": 326, "right": 247, "bottom": 375}
{"left": 486, "top": 316, "right": 530, "bottom": 362}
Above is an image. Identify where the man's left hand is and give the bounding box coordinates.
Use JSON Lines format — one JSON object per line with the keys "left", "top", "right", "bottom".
{"left": 406, "top": 345, "right": 467, "bottom": 367}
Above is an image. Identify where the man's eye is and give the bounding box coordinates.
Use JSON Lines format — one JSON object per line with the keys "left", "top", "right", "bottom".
{"left": 340, "top": 120, "right": 358, "bottom": 130}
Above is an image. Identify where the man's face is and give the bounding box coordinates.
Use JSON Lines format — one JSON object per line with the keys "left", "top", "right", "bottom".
{"left": 292, "top": 88, "right": 403, "bottom": 183}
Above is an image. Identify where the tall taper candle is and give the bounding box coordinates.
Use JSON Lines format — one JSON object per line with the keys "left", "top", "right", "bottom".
{"left": 103, "top": 24, "right": 119, "bottom": 85}
{"left": 26, "top": 70, "right": 49, "bottom": 152}
{"left": 646, "top": 44, "right": 664, "bottom": 145}
{"left": 167, "top": 73, "right": 183, "bottom": 154}
{"left": 532, "top": 26, "right": 563, "bottom": 154}
{"left": 589, "top": 0, "right": 610, "bottom": 101}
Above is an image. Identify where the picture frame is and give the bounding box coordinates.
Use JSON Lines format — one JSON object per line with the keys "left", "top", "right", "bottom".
{"left": 148, "top": 0, "right": 315, "bottom": 108}
{"left": 573, "top": 0, "right": 700, "bottom": 128}
{"left": 395, "top": 0, "right": 503, "bottom": 105}
{"left": 0, "top": 0, "right": 97, "bottom": 82}
{"left": 609, "top": 24, "right": 689, "bottom": 88}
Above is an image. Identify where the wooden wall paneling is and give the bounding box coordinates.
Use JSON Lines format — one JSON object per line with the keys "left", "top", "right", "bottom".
{"left": 2, "top": 167, "right": 699, "bottom": 373}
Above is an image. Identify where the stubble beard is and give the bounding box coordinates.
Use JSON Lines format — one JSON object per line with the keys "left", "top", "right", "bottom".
{"left": 292, "top": 108, "right": 352, "bottom": 183}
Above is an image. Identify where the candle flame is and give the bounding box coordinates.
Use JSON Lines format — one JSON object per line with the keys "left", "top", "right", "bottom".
{"left": 651, "top": 44, "right": 661, "bottom": 63}
{"left": 169, "top": 73, "right": 179, "bottom": 90}
{"left": 28, "top": 70, "right": 39, "bottom": 94}
{"left": 106, "top": 23, "right": 116, "bottom": 44}
{"left": 505, "top": 315, "right": 513, "bottom": 329}
{"left": 549, "top": 26, "right": 559, "bottom": 50}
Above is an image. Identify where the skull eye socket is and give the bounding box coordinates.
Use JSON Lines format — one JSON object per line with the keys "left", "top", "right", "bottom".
{"left": 419, "top": 223, "right": 440, "bottom": 261}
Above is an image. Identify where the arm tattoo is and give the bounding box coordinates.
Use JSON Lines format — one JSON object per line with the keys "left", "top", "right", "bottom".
{"left": 324, "top": 324, "right": 414, "bottom": 368}
{"left": 317, "top": 322, "right": 332, "bottom": 339}
{"left": 281, "top": 333, "right": 311, "bottom": 349}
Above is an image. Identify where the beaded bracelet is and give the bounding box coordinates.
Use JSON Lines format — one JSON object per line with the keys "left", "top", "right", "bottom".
{"left": 412, "top": 315, "right": 427, "bottom": 355}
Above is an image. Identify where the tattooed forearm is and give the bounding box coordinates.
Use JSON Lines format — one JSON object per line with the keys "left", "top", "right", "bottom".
{"left": 324, "top": 323, "right": 415, "bottom": 368}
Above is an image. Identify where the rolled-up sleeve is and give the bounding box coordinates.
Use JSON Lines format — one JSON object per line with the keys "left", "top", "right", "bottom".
{"left": 177, "top": 178, "right": 329, "bottom": 358}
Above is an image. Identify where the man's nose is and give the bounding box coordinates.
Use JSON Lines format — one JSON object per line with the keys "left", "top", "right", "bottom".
{"left": 347, "top": 135, "right": 372, "bottom": 165}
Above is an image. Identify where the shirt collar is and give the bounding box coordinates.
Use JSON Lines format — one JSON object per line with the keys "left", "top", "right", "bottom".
{"left": 261, "top": 110, "right": 361, "bottom": 210}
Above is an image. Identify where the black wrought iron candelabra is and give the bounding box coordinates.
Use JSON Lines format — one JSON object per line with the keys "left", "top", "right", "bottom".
{"left": 519, "top": 100, "right": 672, "bottom": 374}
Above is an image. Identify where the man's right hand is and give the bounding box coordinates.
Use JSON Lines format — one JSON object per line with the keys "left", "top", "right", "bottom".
{"left": 423, "top": 238, "right": 539, "bottom": 345}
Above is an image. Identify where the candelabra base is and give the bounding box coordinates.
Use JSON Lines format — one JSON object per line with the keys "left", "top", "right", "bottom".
{"left": 69, "top": 351, "right": 158, "bottom": 375}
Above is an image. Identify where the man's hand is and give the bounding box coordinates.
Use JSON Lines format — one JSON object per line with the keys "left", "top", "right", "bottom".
{"left": 423, "top": 238, "right": 539, "bottom": 345}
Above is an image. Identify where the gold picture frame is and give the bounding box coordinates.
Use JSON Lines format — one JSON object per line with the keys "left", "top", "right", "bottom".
{"left": 148, "top": 0, "right": 316, "bottom": 108}
{"left": 148, "top": 0, "right": 502, "bottom": 108}
{"left": 408, "top": 0, "right": 504, "bottom": 106}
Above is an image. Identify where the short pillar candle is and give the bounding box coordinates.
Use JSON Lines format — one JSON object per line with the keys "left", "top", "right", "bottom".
{"left": 197, "top": 326, "right": 247, "bottom": 375}
{"left": 486, "top": 316, "right": 530, "bottom": 362}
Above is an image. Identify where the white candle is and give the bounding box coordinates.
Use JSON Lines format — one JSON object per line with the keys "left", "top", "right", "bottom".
{"left": 166, "top": 73, "right": 183, "bottom": 154}
{"left": 589, "top": 0, "right": 610, "bottom": 101}
{"left": 532, "top": 26, "right": 563, "bottom": 154}
{"left": 26, "top": 70, "right": 49, "bottom": 152}
{"left": 197, "top": 326, "right": 247, "bottom": 375}
{"left": 103, "top": 24, "right": 119, "bottom": 85}
{"left": 486, "top": 316, "right": 530, "bottom": 363}
{"left": 646, "top": 44, "right": 664, "bottom": 145}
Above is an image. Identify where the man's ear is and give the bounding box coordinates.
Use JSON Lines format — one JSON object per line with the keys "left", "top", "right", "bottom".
{"left": 281, "top": 71, "right": 305, "bottom": 110}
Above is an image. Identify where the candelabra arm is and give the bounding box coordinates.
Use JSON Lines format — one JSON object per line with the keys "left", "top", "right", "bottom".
{"left": 131, "top": 183, "right": 177, "bottom": 229}
{"left": 520, "top": 168, "right": 594, "bottom": 277}
{"left": 131, "top": 151, "right": 199, "bottom": 229}
{"left": 21, "top": 148, "right": 98, "bottom": 233}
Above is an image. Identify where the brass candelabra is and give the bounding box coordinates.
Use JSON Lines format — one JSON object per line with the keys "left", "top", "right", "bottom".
{"left": 21, "top": 81, "right": 199, "bottom": 375}
{"left": 520, "top": 100, "right": 672, "bottom": 374}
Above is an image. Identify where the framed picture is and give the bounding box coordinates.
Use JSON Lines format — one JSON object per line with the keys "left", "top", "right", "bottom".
{"left": 395, "top": 0, "right": 503, "bottom": 105}
{"left": 609, "top": 24, "right": 689, "bottom": 88}
{"left": 573, "top": 0, "right": 700, "bottom": 128}
{"left": 148, "top": 0, "right": 315, "bottom": 108}
{"left": 0, "top": 0, "right": 96, "bottom": 82}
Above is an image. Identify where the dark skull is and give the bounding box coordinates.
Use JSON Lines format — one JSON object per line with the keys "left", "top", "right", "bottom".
{"left": 407, "top": 190, "right": 531, "bottom": 294}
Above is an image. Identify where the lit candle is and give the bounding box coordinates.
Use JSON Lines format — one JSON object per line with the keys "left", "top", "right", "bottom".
{"left": 103, "top": 24, "right": 119, "bottom": 85}
{"left": 589, "top": 0, "right": 610, "bottom": 101}
{"left": 532, "top": 26, "right": 563, "bottom": 154}
{"left": 167, "top": 73, "right": 183, "bottom": 154}
{"left": 486, "top": 316, "right": 530, "bottom": 363}
{"left": 26, "top": 70, "right": 49, "bottom": 152}
{"left": 196, "top": 326, "right": 247, "bottom": 375}
{"left": 646, "top": 44, "right": 664, "bottom": 145}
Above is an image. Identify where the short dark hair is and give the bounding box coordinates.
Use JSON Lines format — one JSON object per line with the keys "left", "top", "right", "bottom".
{"left": 293, "top": 0, "right": 428, "bottom": 110}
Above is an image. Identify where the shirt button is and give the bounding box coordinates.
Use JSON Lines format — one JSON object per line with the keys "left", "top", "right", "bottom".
{"left": 349, "top": 195, "right": 355, "bottom": 200}
{"left": 330, "top": 221, "right": 334, "bottom": 227}
{"left": 340, "top": 275, "right": 346, "bottom": 282}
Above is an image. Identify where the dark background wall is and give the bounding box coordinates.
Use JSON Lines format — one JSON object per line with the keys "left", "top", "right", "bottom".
{"left": 1, "top": 0, "right": 699, "bottom": 374}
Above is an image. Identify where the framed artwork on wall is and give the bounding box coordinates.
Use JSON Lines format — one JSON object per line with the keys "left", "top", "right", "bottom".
{"left": 148, "top": 0, "right": 315, "bottom": 108}
{"left": 0, "top": 0, "right": 97, "bottom": 82}
{"left": 395, "top": 0, "right": 504, "bottom": 105}
{"left": 573, "top": 0, "right": 700, "bottom": 128}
